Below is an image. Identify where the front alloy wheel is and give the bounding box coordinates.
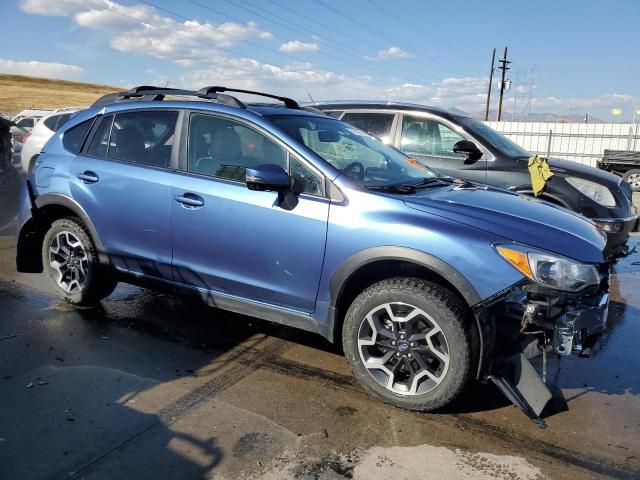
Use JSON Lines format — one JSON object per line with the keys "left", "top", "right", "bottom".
{"left": 358, "top": 302, "right": 450, "bottom": 395}
{"left": 343, "top": 278, "right": 475, "bottom": 411}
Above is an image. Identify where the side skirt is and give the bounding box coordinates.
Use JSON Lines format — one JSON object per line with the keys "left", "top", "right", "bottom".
{"left": 115, "top": 268, "right": 321, "bottom": 336}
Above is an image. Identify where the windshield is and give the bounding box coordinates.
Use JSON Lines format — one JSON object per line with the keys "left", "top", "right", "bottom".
{"left": 456, "top": 117, "right": 531, "bottom": 158}
{"left": 268, "top": 115, "right": 437, "bottom": 188}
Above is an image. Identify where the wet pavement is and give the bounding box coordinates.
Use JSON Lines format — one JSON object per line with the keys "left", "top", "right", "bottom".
{"left": 1, "top": 203, "right": 639, "bottom": 479}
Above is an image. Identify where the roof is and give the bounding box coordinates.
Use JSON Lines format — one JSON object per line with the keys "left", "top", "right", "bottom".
{"left": 308, "top": 100, "right": 461, "bottom": 118}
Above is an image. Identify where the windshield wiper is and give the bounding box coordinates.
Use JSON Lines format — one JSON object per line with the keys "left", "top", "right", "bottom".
{"left": 366, "top": 177, "right": 450, "bottom": 194}
{"left": 366, "top": 183, "right": 416, "bottom": 194}
{"left": 411, "top": 177, "right": 449, "bottom": 189}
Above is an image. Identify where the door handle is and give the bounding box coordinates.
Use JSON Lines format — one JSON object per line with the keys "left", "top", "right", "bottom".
{"left": 77, "top": 171, "right": 99, "bottom": 184}
{"left": 175, "top": 193, "right": 205, "bottom": 208}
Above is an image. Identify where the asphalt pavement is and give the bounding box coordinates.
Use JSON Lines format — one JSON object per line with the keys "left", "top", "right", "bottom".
{"left": 0, "top": 198, "right": 639, "bottom": 479}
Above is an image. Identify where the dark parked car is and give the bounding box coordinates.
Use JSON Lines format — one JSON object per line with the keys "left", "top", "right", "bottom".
{"left": 311, "top": 102, "right": 639, "bottom": 257}
{"left": 17, "top": 86, "right": 612, "bottom": 426}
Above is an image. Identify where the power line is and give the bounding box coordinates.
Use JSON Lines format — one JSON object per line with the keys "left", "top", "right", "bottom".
{"left": 187, "top": 0, "right": 427, "bottom": 83}
{"left": 80, "top": 0, "right": 388, "bottom": 98}
{"left": 366, "top": 0, "right": 477, "bottom": 65}
{"left": 265, "top": 0, "right": 465, "bottom": 82}
{"left": 313, "top": 0, "right": 465, "bottom": 77}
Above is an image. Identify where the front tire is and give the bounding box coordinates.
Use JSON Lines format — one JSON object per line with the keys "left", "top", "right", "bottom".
{"left": 342, "top": 278, "right": 476, "bottom": 411}
{"left": 42, "top": 217, "right": 117, "bottom": 305}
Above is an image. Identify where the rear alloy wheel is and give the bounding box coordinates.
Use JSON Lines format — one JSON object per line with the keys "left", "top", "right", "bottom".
{"left": 49, "top": 230, "right": 89, "bottom": 294}
{"left": 623, "top": 169, "right": 640, "bottom": 192}
{"left": 343, "top": 278, "right": 475, "bottom": 411}
{"left": 42, "top": 217, "right": 117, "bottom": 305}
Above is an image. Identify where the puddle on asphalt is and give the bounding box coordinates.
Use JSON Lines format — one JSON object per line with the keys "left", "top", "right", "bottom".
{"left": 542, "top": 238, "right": 640, "bottom": 398}
{"left": 252, "top": 444, "right": 545, "bottom": 480}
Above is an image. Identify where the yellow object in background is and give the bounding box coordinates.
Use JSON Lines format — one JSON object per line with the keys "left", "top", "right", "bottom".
{"left": 527, "top": 156, "right": 554, "bottom": 196}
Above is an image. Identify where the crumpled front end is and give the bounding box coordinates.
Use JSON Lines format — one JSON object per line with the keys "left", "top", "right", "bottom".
{"left": 477, "top": 263, "right": 610, "bottom": 427}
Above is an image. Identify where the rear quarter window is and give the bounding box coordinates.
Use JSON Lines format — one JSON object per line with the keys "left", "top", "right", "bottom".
{"left": 62, "top": 119, "right": 93, "bottom": 153}
{"left": 43, "top": 116, "right": 59, "bottom": 131}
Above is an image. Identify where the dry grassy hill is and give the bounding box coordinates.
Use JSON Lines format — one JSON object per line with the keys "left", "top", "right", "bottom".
{"left": 0, "top": 74, "right": 119, "bottom": 114}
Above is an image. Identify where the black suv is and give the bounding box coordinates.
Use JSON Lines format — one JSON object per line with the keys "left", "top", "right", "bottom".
{"left": 311, "top": 102, "right": 639, "bottom": 257}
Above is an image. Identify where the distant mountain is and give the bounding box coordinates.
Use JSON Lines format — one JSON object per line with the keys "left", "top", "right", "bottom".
{"left": 467, "top": 109, "right": 605, "bottom": 123}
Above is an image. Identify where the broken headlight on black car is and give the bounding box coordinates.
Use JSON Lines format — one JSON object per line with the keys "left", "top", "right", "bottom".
{"left": 495, "top": 243, "right": 600, "bottom": 292}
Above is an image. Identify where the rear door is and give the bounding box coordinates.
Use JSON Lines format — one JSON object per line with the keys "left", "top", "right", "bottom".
{"left": 398, "top": 113, "right": 488, "bottom": 184}
{"left": 171, "top": 111, "right": 329, "bottom": 312}
{"left": 72, "top": 109, "right": 179, "bottom": 279}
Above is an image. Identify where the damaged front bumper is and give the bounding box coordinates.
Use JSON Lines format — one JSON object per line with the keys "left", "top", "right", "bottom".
{"left": 552, "top": 292, "right": 609, "bottom": 356}
{"left": 478, "top": 277, "right": 610, "bottom": 427}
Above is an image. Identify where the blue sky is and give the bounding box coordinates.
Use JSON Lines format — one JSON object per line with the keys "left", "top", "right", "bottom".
{"left": 1, "top": 0, "right": 639, "bottom": 119}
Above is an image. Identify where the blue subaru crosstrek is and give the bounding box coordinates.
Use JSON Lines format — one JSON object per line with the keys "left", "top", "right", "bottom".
{"left": 16, "top": 86, "right": 611, "bottom": 425}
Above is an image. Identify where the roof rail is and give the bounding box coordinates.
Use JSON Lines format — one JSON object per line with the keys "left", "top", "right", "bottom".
{"left": 91, "top": 85, "right": 300, "bottom": 110}
{"left": 198, "top": 86, "right": 299, "bottom": 109}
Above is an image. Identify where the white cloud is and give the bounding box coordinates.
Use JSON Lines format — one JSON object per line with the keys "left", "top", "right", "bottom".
{"left": 0, "top": 59, "right": 83, "bottom": 79}
{"left": 19, "top": 0, "right": 638, "bottom": 117}
{"left": 20, "top": 0, "right": 273, "bottom": 64}
{"left": 21, "top": 0, "right": 87, "bottom": 16}
{"left": 279, "top": 40, "right": 319, "bottom": 53}
{"left": 377, "top": 46, "right": 410, "bottom": 60}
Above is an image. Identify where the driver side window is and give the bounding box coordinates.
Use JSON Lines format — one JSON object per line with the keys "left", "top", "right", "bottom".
{"left": 187, "top": 114, "right": 324, "bottom": 195}
{"left": 401, "top": 115, "right": 466, "bottom": 159}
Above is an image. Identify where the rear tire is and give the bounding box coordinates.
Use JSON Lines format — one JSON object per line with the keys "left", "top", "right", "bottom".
{"left": 342, "top": 277, "right": 476, "bottom": 411}
{"left": 42, "top": 217, "right": 117, "bottom": 305}
{"left": 622, "top": 169, "right": 640, "bottom": 192}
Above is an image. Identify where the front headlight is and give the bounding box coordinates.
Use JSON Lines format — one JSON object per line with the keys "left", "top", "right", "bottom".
{"left": 566, "top": 177, "right": 616, "bottom": 207}
{"left": 495, "top": 244, "right": 600, "bottom": 292}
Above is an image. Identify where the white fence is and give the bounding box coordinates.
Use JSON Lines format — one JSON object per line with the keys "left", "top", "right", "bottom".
{"left": 484, "top": 121, "right": 640, "bottom": 167}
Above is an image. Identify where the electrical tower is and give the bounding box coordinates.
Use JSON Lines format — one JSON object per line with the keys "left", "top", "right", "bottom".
{"left": 511, "top": 66, "right": 536, "bottom": 121}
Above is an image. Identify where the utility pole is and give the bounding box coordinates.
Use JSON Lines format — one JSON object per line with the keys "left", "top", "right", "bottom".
{"left": 496, "top": 47, "right": 511, "bottom": 122}
{"left": 484, "top": 48, "right": 496, "bottom": 121}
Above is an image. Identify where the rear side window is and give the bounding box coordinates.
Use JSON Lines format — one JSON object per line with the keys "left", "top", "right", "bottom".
{"left": 53, "top": 113, "right": 72, "bottom": 132}
{"left": 86, "top": 111, "right": 178, "bottom": 168}
{"left": 87, "top": 115, "right": 113, "bottom": 157}
{"left": 341, "top": 112, "right": 394, "bottom": 142}
{"left": 17, "top": 117, "right": 34, "bottom": 128}
{"left": 43, "top": 115, "right": 59, "bottom": 130}
{"left": 62, "top": 119, "right": 93, "bottom": 154}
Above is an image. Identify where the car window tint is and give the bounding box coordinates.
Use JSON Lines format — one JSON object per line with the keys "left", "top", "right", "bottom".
{"left": 106, "top": 111, "right": 177, "bottom": 168}
{"left": 341, "top": 113, "right": 394, "bottom": 143}
{"left": 289, "top": 153, "right": 324, "bottom": 196}
{"left": 43, "top": 115, "right": 59, "bottom": 130}
{"left": 54, "top": 113, "right": 72, "bottom": 132}
{"left": 17, "top": 118, "right": 34, "bottom": 128}
{"left": 188, "top": 114, "right": 287, "bottom": 181}
{"left": 62, "top": 119, "right": 93, "bottom": 154}
{"left": 401, "top": 115, "right": 466, "bottom": 159}
{"left": 87, "top": 115, "right": 113, "bottom": 157}
{"left": 325, "top": 110, "right": 343, "bottom": 118}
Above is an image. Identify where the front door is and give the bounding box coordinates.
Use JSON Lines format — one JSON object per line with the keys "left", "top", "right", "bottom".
{"left": 171, "top": 112, "right": 329, "bottom": 312}
{"left": 398, "top": 114, "right": 488, "bottom": 184}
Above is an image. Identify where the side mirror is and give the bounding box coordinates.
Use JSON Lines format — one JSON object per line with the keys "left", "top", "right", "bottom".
{"left": 246, "top": 164, "right": 290, "bottom": 192}
{"left": 453, "top": 140, "right": 483, "bottom": 164}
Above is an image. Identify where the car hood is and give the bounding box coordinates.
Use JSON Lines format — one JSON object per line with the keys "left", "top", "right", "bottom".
{"left": 545, "top": 157, "right": 621, "bottom": 187}
{"left": 403, "top": 184, "right": 606, "bottom": 263}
